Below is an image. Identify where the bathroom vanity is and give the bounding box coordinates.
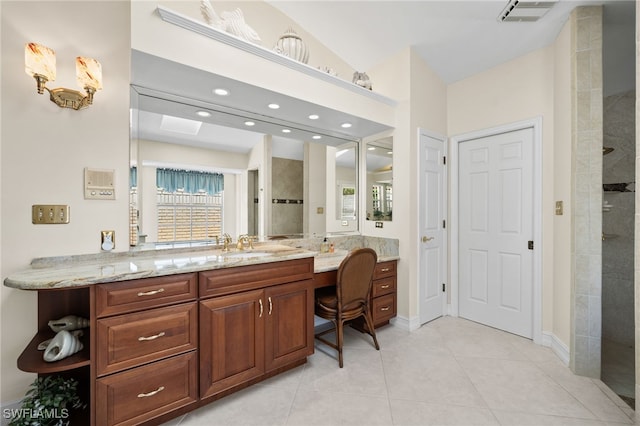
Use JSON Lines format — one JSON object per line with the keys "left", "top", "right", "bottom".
{"left": 5, "top": 238, "right": 398, "bottom": 426}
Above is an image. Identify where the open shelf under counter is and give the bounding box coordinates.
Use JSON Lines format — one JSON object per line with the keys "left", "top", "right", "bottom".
{"left": 18, "top": 330, "right": 90, "bottom": 374}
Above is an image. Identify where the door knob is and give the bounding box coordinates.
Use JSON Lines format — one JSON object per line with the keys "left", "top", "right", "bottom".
{"left": 422, "top": 236, "right": 434, "bottom": 243}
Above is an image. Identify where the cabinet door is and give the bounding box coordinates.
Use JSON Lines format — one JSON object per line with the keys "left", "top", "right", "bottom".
{"left": 264, "top": 280, "right": 314, "bottom": 371}
{"left": 199, "top": 290, "right": 265, "bottom": 399}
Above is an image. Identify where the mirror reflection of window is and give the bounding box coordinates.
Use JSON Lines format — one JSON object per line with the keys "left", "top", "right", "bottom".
{"left": 366, "top": 137, "right": 393, "bottom": 221}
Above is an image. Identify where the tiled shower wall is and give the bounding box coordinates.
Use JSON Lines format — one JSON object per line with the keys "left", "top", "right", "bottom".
{"left": 570, "top": 6, "right": 603, "bottom": 378}
{"left": 271, "top": 157, "right": 303, "bottom": 235}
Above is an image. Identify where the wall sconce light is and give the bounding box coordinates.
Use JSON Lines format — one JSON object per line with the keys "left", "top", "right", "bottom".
{"left": 25, "top": 42, "right": 103, "bottom": 110}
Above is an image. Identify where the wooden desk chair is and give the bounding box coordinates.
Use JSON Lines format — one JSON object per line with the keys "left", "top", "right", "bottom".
{"left": 314, "top": 247, "right": 380, "bottom": 367}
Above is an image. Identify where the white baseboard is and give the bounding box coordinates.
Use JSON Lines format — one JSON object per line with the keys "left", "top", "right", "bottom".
{"left": 542, "top": 331, "right": 570, "bottom": 366}
{"left": 390, "top": 315, "right": 421, "bottom": 331}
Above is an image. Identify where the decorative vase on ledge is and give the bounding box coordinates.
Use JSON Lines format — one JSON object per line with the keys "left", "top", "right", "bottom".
{"left": 274, "top": 27, "right": 309, "bottom": 64}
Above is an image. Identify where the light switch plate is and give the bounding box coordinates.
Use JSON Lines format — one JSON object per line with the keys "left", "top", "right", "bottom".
{"left": 555, "top": 201, "right": 563, "bottom": 215}
{"left": 32, "top": 205, "right": 70, "bottom": 224}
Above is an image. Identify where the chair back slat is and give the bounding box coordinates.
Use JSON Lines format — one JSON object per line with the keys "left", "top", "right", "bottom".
{"left": 337, "top": 248, "right": 377, "bottom": 311}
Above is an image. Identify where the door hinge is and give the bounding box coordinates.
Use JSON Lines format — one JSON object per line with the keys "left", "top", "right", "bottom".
{"left": 442, "top": 283, "right": 446, "bottom": 292}
{"left": 528, "top": 240, "right": 534, "bottom": 250}
{"left": 442, "top": 220, "right": 446, "bottom": 229}
{"left": 443, "top": 156, "right": 446, "bottom": 165}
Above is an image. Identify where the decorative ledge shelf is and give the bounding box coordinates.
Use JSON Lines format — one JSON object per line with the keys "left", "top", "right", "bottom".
{"left": 156, "top": 5, "right": 397, "bottom": 107}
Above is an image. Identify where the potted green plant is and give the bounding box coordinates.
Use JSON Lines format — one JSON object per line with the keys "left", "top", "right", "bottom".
{"left": 9, "top": 375, "right": 86, "bottom": 426}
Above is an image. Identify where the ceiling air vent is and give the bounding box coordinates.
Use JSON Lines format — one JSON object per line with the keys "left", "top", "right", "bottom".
{"left": 498, "top": 0, "right": 556, "bottom": 22}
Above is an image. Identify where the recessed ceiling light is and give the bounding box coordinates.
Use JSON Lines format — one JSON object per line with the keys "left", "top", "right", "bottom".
{"left": 312, "top": 135, "right": 322, "bottom": 140}
{"left": 282, "top": 129, "right": 291, "bottom": 133}
{"left": 213, "top": 88, "right": 229, "bottom": 96}
{"left": 244, "top": 121, "right": 255, "bottom": 126}
{"left": 368, "top": 146, "right": 375, "bottom": 151}
{"left": 268, "top": 103, "right": 280, "bottom": 109}
{"left": 341, "top": 122, "right": 352, "bottom": 128}
{"left": 308, "top": 114, "right": 319, "bottom": 120}
{"left": 387, "top": 151, "right": 393, "bottom": 155}
{"left": 196, "top": 110, "right": 211, "bottom": 117}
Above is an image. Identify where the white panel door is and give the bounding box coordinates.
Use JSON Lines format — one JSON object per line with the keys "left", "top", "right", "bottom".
{"left": 419, "top": 132, "right": 446, "bottom": 324}
{"left": 458, "top": 128, "right": 533, "bottom": 338}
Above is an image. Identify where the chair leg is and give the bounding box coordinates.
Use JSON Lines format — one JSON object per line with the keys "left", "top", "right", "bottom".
{"left": 363, "top": 310, "right": 380, "bottom": 350}
{"left": 337, "top": 319, "right": 344, "bottom": 368}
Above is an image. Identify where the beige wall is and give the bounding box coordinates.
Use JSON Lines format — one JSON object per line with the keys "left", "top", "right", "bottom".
{"left": 0, "top": 1, "right": 131, "bottom": 402}
{"left": 553, "top": 19, "right": 574, "bottom": 348}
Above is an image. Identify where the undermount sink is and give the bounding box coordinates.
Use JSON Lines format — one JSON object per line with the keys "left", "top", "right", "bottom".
{"left": 221, "top": 251, "right": 271, "bottom": 259}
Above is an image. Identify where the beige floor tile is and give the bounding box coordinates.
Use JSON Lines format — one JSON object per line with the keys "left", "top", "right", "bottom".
{"left": 179, "top": 384, "right": 296, "bottom": 425}
{"left": 390, "top": 399, "right": 499, "bottom": 425}
{"left": 457, "top": 356, "right": 596, "bottom": 419}
{"left": 383, "top": 350, "right": 488, "bottom": 408}
{"left": 160, "top": 317, "right": 636, "bottom": 426}
{"left": 286, "top": 389, "right": 392, "bottom": 425}
{"left": 492, "top": 409, "right": 608, "bottom": 425}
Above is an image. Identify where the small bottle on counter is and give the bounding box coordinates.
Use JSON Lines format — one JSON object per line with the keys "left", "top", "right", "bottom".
{"left": 320, "top": 237, "right": 329, "bottom": 253}
{"left": 329, "top": 242, "right": 335, "bottom": 253}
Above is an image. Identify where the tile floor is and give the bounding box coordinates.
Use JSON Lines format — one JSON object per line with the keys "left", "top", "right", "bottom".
{"left": 163, "top": 317, "right": 636, "bottom": 425}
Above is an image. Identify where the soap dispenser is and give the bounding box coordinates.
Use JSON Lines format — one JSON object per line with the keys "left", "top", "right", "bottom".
{"left": 320, "top": 237, "right": 329, "bottom": 253}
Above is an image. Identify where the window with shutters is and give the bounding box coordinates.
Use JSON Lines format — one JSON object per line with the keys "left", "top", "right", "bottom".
{"left": 156, "top": 189, "right": 223, "bottom": 242}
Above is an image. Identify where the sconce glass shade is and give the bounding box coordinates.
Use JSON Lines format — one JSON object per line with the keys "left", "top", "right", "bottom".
{"left": 25, "top": 43, "right": 56, "bottom": 82}
{"left": 76, "top": 57, "right": 102, "bottom": 91}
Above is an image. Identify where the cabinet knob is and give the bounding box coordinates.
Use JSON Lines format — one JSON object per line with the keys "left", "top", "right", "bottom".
{"left": 259, "top": 299, "right": 263, "bottom": 318}
{"left": 380, "top": 306, "right": 390, "bottom": 311}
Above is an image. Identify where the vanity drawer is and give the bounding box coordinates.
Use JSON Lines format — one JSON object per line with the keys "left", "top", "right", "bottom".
{"left": 199, "top": 257, "right": 313, "bottom": 298}
{"left": 372, "top": 293, "right": 396, "bottom": 325}
{"left": 374, "top": 261, "right": 396, "bottom": 279}
{"left": 96, "top": 351, "right": 198, "bottom": 426}
{"left": 96, "top": 303, "right": 197, "bottom": 376}
{"left": 96, "top": 273, "right": 197, "bottom": 317}
{"left": 372, "top": 276, "right": 396, "bottom": 298}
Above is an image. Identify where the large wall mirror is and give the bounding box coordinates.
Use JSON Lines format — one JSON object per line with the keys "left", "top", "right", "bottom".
{"left": 366, "top": 137, "right": 393, "bottom": 222}
{"left": 129, "top": 50, "right": 392, "bottom": 247}
{"left": 130, "top": 90, "right": 358, "bottom": 246}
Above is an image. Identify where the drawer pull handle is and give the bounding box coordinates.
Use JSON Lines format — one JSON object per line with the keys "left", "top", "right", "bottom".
{"left": 380, "top": 306, "right": 391, "bottom": 311}
{"left": 259, "top": 299, "right": 263, "bottom": 318}
{"left": 380, "top": 268, "right": 390, "bottom": 272}
{"left": 137, "top": 288, "right": 165, "bottom": 297}
{"left": 268, "top": 297, "right": 273, "bottom": 315}
{"left": 380, "top": 285, "right": 390, "bottom": 289}
{"left": 138, "top": 331, "right": 165, "bottom": 341}
{"left": 138, "top": 386, "right": 165, "bottom": 398}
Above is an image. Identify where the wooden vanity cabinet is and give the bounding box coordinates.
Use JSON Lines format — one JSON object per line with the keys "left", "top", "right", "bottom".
{"left": 95, "top": 273, "right": 199, "bottom": 426}
{"left": 314, "top": 259, "right": 398, "bottom": 330}
{"left": 199, "top": 258, "right": 314, "bottom": 401}
{"left": 18, "top": 257, "right": 315, "bottom": 426}
{"left": 370, "top": 260, "right": 397, "bottom": 327}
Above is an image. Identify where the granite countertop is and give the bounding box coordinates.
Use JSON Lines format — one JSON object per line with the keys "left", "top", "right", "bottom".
{"left": 3, "top": 243, "right": 399, "bottom": 291}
